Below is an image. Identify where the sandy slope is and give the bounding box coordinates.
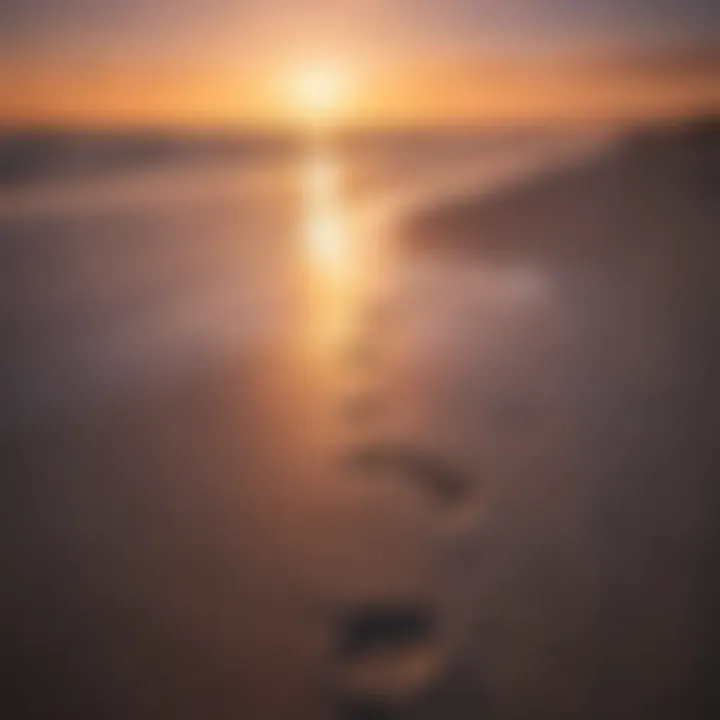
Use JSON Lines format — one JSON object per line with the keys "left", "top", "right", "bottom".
{"left": 2, "top": 124, "right": 718, "bottom": 720}
{"left": 392, "top": 122, "right": 719, "bottom": 719}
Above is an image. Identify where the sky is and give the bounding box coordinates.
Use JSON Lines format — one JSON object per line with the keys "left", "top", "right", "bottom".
{"left": 1, "top": 0, "right": 719, "bottom": 125}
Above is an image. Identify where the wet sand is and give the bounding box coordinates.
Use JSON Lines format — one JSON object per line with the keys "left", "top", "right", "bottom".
{"left": 396, "top": 122, "right": 719, "bottom": 718}
{"left": 2, "top": 124, "right": 719, "bottom": 719}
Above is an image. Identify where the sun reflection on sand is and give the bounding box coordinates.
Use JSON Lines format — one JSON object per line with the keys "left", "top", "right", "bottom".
{"left": 303, "top": 148, "right": 349, "bottom": 270}
{"left": 298, "top": 141, "right": 363, "bottom": 366}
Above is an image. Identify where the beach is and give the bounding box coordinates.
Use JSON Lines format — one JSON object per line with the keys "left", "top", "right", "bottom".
{"left": 2, "top": 123, "right": 718, "bottom": 719}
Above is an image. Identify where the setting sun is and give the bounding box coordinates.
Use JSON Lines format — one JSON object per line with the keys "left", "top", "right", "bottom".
{"left": 291, "top": 65, "right": 351, "bottom": 124}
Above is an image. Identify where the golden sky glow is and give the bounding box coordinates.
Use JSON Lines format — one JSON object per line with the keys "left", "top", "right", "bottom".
{"left": 2, "top": 57, "right": 718, "bottom": 127}
{"left": 1, "top": 0, "right": 719, "bottom": 126}
{"left": 286, "top": 63, "right": 354, "bottom": 126}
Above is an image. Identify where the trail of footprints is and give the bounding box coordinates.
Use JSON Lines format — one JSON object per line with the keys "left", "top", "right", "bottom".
{"left": 327, "top": 297, "right": 483, "bottom": 718}
{"left": 332, "top": 601, "right": 445, "bottom": 719}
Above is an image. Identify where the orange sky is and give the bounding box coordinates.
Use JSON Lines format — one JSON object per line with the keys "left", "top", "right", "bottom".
{"left": 3, "top": 59, "right": 718, "bottom": 127}
{"left": 2, "top": 0, "right": 719, "bottom": 126}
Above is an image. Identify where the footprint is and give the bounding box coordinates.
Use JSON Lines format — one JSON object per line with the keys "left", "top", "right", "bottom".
{"left": 337, "top": 602, "right": 436, "bottom": 657}
{"left": 331, "top": 601, "right": 448, "bottom": 714}
{"left": 343, "top": 442, "right": 473, "bottom": 507}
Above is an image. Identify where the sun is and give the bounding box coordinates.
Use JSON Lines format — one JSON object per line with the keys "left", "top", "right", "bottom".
{"left": 291, "top": 64, "right": 350, "bottom": 124}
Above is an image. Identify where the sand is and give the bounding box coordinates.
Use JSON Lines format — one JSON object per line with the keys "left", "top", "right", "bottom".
{"left": 2, "top": 121, "right": 718, "bottom": 719}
